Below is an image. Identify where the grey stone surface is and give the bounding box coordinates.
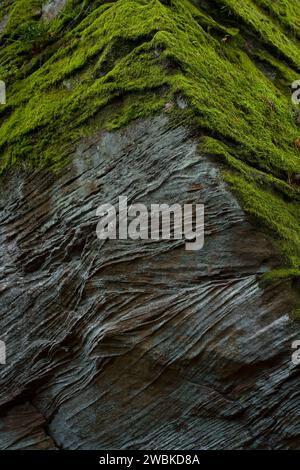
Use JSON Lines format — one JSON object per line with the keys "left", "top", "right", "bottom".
{"left": 42, "top": 0, "right": 67, "bottom": 21}
{"left": 0, "top": 14, "right": 8, "bottom": 36}
{"left": 0, "top": 116, "right": 299, "bottom": 449}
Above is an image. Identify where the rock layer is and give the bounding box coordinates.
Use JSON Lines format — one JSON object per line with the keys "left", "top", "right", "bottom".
{"left": 41, "top": 0, "right": 67, "bottom": 21}
{"left": 0, "top": 116, "right": 299, "bottom": 449}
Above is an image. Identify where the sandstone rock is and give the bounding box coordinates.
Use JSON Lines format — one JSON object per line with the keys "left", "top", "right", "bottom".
{"left": 0, "top": 116, "right": 299, "bottom": 449}
{"left": 1, "top": 0, "right": 300, "bottom": 451}
{"left": 41, "top": 0, "right": 67, "bottom": 21}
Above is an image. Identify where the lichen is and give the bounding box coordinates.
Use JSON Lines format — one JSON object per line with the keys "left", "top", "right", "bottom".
{"left": 0, "top": 0, "right": 300, "bottom": 287}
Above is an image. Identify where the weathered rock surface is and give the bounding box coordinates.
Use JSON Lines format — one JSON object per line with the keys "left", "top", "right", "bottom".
{"left": 41, "top": 0, "right": 67, "bottom": 21}
{"left": 0, "top": 116, "right": 299, "bottom": 449}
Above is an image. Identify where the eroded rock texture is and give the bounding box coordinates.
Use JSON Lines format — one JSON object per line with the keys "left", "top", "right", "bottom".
{"left": 0, "top": 116, "right": 300, "bottom": 449}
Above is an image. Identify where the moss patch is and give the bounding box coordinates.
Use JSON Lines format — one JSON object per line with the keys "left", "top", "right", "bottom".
{"left": 0, "top": 0, "right": 300, "bottom": 285}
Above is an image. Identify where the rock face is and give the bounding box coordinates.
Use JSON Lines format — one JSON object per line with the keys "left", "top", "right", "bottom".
{"left": 0, "top": 14, "right": 8, "bottom": 36}
{"left": 41, "top": 0, "right": 67, "bottom": 21}
{"left": 0, "top": 115, "right": 299, "bottom": 449}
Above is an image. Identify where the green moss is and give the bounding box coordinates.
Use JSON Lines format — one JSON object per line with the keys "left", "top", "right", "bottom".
{"left": 224, "top": 173, "right": 300, "bottom": 263}
{"left": 212, "top": 0, "right": 300, "bottom": 69}
{"left": 200, "top": 135, "right": 300, "bottom": 274}
{"left": 5, "top": 0, "right": 43, "bottom": 32}
{"left": 0, "top": 0, "right": 300, "bottom": 288}
{"left": 253, "top": 0, "right": 300, "bottom": 38}
{"left": 263, "top": 268, "right": 300, "bottom": 282}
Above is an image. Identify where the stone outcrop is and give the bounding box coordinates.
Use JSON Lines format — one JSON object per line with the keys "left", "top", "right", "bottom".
{"left": 0, "top": 116, "right": 299, "bottom": 449}
{"left": 41, "top": 0, "right": 67, "bottom": 21}
{"left": 0, "top": 0, "right": 300, "bottom": 450}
